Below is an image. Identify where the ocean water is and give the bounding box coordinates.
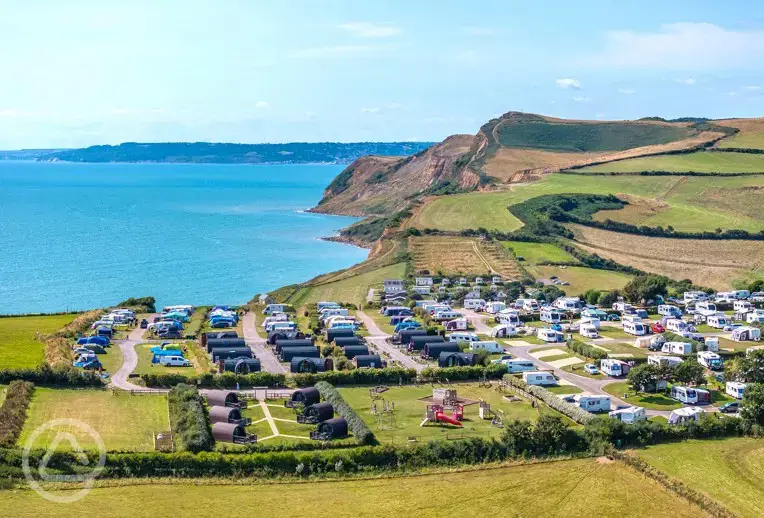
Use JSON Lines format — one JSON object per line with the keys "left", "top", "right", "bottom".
{"left": 0, "top": 161, "right": 367, "bottom": 314}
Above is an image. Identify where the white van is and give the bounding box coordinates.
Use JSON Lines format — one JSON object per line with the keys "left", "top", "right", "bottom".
{"left": 623, "top": 321, "right": 648, "bottom": 336}
{"left": 522, "top": 371, "right": 557, "bottom": 386}
{"left": 469, "top": 341, "right": 503, "bottom": 353}
{"left": 658, "top": 304, "right": 682, "bottom": 318}
{"left": 160, "top": 356, "right": 191, "bottom": 367}
{"left": 706, "top": 314, "right": 729, "bottom": 329}
{"left": 447, "top": 332, "right": 479, "bottom": 343}
{"left": 726, "top": 382, "right": 748, "bottom": 399}
{"left": 579, "top": 323, "right": 599, "bottom": 339}
{"left": 516, "top": 298, "right": 540, "bottom": 312}
{"left": 661, "top": 341, "right": 693, "bottom": 355}
{"left": 464, "top": 298, "right": 487, "bottom": 310}
{"left": 505, "top": 359, "right": 537, "bottom": 374}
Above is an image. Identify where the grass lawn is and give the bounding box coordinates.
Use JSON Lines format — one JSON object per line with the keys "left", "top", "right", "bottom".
{"left": 595, "top": 341, "right": 647, "bottom": 358}
{"left": 503, "top": 240, "right": 579, "bottom": 265}
{"left": 578, "top": 150, "right": 764, "bottom": 173}
{"left": 18, "top": 389, "right": 169, "bottom": 451}
{"left": 0, "top": 314, "right": 77, "bottom": 369}
{"left": 598, "top": 328, "right": 634, "bottom": 340}
{"left": 132, "top": 342, "right": 201, "bottom": 377}
{"left": 638, "top": 437, "right": 764, "bottom": 517}
{"left": 717, "top": 337, "right": 754, "bottom": 353}
{"left": 339, "top": 383, "right": 556, "bottom": 444}
{"left": 717, "top": 131, "right": 764, "bottom": 149}
{"left": 602, "top": 381, "right": 681, "bottom": 410}
{"left": 546, "top": 385, "right": 583, "bottom": 394}
{"left": 534, "top": 266, "right": 632, "bottom": 294}
{"left": 540, "top": 353, "right": 572, "bottom": 363}
{"left": 98, "top": 346, "right": 124, "bottom": 376}
{"left": 0, "top": 457, "right": 702, "bottom": 517}
{"left": 289, "top": 263, "right": 406, "bottom": 308}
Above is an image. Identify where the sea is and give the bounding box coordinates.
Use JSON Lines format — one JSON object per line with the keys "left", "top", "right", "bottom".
{"left": 0, "top": 161, "right": 367, "bottom": 314}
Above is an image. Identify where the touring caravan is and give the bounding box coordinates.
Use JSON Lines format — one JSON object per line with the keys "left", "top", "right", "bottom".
{"left": 734, "top": 300, "right": 753, "bottom": 313}
{"left": 496, "top": 309, "right": 521, "bottom": 326}
{"left": 469, "top": 341, "right": 503, "bottom": 353}
{"left": 671, "top": 386, "right": 699, "bottom": 404}
{"left": 447, "top": 332, "right": 479, "bottom": 343}
{"left": 505, "top": 359, "right": 537, "bottom": 374}
{"left": 665, "top": 318, "right": 691, "bottom": 334}
{"left": 463, "top": 298, "right": 487, "bottom": 310}
{"left": 485, "top": 302, "right": 507, "bottom": 315}
{"left": 516, "top": 298, "right": 540, "bottom": 312}
{"left": 658, "top": 304, "right": 682, "bottom": 318}
{"left": 553, "top": 297, "right": 581, "bottom": 312}
{"left": 579, "top": 323, "right": 599, "bottom": 339}
{"left": 732, "top": 327, "right": 762, "bottom": 342}
{"left": 648, "top": 355, "right": 683, "bottom": 368}
{"left": 579, "top": 316, "right": 601, "bottom": 329}
{"left": 746, "top": 310, "right": 764, "bottom": 324}
{"left": 572, "top": 395, "right": 611, "bottom": 413}
{"left": 706, "top": 314, "right": 729, "bottom": 329}
{"left": 683, "top": 291, "right": 709, "bottom": 304}
{"left": 491, "top": 324, "right": 518, "bottom": 338}
{"left": 433, "top": 310, "right": 463, "bottom": 322}
{"left": 695, "top": 301, "right": 718, "bottom": 317}
{"left": 263, "top": 304, "right": 289, "bottom": 315}
{"left": 522, "top": 371, "right": 557, "bottom": 386}
{"left": 668, "top": 407, "right": 705, "bottom": 425}
{"left": 609, "top": 406, "right": 647, "bottom": 424}
{"left": 444, "top": 318, "right": 468, "bottom": 331}
{"left": 731, "top": 290, "right": 751, "bottom": 300}
{"left": 540, "top": 307, "right": 565, "bottom": 324}
{"left": 600, "top": 359, "right": 631, "bottom": 377}
{"left": 262, "top": 314, "right": 288, "bottom": 328}
{"left": 726, "top": 382, "right": 748, "bottom": 399}
{"left": 697, "top": 351, "right": 723, "bottom": 370}
{"left": 538, "top": 328, "right": 565, "bottom": 343}
{"left": 661, "top": 341, "right": 693, "bottom": 355}
{"left": 623, "top": 321, "right": 648, "bottom": 336}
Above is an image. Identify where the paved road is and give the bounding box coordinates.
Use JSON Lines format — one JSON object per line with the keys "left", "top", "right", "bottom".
{"left": 460, "top": 309, "right": 494, "bottom": 334}
{"left": 242, "top": 312, "right": 286, "bottom": 374}
{"left": 357, "top": 310, "right": 426, "bottom": 372}
{"left": 111, "top": 317, "right": 156, "bottom": 391}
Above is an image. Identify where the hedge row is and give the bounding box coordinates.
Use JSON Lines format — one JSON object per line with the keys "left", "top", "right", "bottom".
{"left": 292, "top": 368, "right": 417, "bottom": 388}
{"left": 567, "top": 339, "right": 608, "bottom": 361}
{"left": 0, "top": 364, "right": 103, "bottom": 387}
{"left": 420, "top": 363, "right": 507, "bottom": 382}
{"left": 0, "top": 381, "right": 34, "bottom": 447}
{"left": 141, "top": 371, "right": 287, "bottom": 388}
{"left": 502, "top": 374, "right": 595, "bottom": 424}
{"left": 168, "top": 384, "right": 213, "bottom": 453}
{"left": 315, "top": 381, "right": 374, "bottom": 445}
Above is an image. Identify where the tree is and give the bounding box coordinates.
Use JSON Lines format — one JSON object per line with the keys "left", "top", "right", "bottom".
{"left": 623, "top": 275, "right": 668, "bottom": 304}
{"left": 597, "top": 290, "right": 620, "bottom": 308}
{"left": 582, "top": 289, "right": 601, "bottom": 306}
{"left": 725, "top": 350, "right": 764, "bottom": 383}
{"left": 740, "top": 383, "right": 764, "bottom": 427}
{"left": 671, "top": 359, "right": 706, "bottom": 386}
{"left": 627, "top": 363, "right": 664, "bottom": 392}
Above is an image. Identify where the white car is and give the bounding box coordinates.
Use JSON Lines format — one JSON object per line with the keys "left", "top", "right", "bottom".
{"left": 584, "top": 363, "right": 600, "bottom": 375}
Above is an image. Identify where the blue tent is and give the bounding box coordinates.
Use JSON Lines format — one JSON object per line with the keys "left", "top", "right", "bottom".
{"left": 151, "top": 349, "right": 185, "bottom": 363}
{"left": 77, "top": 335, "right": 110, "bottom": 346}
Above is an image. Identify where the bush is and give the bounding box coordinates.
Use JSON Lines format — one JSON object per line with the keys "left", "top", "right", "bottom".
{"left": 420, "top": 363, "right": 506, "bottom": 382}
{"left": 502, "top": 374, "right": 594, "bottom": 424}
{"left": 116, "top": 296, "right": 156, "bottom": 313}
{"left": 291, "top": 368, "right": 417, "bottom": 388}
{"left": 167, "top": 384, "right": 213, "bottom": 453}
{"left": 141, "top": 372, "right": 286, "bottom": 388}
{"left": 0, "top": 364, "right": 103, "bottom": 386}
{"left": 567, "top": 339, "right": 607, "bottom": 360}
{"left": 314, "top": 381, "right": 375, "bottom": 445}
{"left": 0, "top": 381, "right": 34, "bottom": 447}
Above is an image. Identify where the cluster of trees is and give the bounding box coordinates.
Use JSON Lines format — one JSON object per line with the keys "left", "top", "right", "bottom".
{"left": 167, "top": 384, "right": 214, "bottom": 453}
{"left": 627, "top": 360, "right": 706, "bottom": 391}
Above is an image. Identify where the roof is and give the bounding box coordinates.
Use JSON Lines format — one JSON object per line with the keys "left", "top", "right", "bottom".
{"left": 671, "top": 406, "right": 705, "bottom": 417}
{"left": 209, "top": 405, "right": 241, "bottom": 423}
{"left": 211, "top": 422, "right": 246, "bottom": 442}
{"left": 206, "top": 390, "right": 239, "bottom": 408}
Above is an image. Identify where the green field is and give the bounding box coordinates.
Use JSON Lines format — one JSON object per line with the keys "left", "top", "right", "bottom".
{"left": 289, "top": 262, "right": 406, "bottom": 308}
{"left": 503, "top": 241, "right": 578, "bottom": 265}
{"left": 98, "top": 346, "right": 124, "bottom": 375}
{"left": 339, "top": 383, "right": 558, "bottom": 444}
{"left": 0, "top": 314, "right": 77, "bottom": 369}
{"left": 413, "top": 173, "right": 764, "bottom": 233}
{"left": 18, "top": 389, "right": 169, "bottom": 451}
{"left": 0, "top": 458, "right": 702, "bottom": 517}
{"left": 534, "top": 266, "right": 632, "bottom": 294}
{"left": 717, "top": 131, "right": 764, "bottom": 149}
{"left": 578, "top": 151, "right": 764, "bottom": 173}
{"left": 638, "top": 438, "right": 764, "bottom": 517}
{"left": 602, "top": 381, "right": 681, "bottom": 410}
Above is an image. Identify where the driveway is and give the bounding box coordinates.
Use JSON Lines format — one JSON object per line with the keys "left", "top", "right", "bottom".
{"left": 242, "top": 312, "right": 286, "bottom": 374}
{"left": 357, "top": 310, "right": 426, "bottom": 372}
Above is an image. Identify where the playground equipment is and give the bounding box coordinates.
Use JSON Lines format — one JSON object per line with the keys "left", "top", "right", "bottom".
{"left": 478, "top": 400, "right": 505, "bottom": 428}
{"left": 420, "top": 404, "right": 463, "bottom": 427}
{"left": 478, "top": 375, "right": 492, "bottom": 388}
{"left": 369, "top": 386, "right": 389, "bottom": 400}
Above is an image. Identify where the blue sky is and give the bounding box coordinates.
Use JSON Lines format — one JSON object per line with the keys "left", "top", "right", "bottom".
{"left": 1, "top": 0, "right": 764, "bottom": 148}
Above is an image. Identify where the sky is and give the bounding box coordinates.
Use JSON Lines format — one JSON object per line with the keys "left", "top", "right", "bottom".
{"left": 1, "top": 0, "right": 764, "bottom": 148}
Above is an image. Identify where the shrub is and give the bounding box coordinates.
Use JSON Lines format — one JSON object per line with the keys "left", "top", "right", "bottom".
{"left": 0, "top": 381, "right": 34, "bottom": 447}
{"left": 167, "top": 384, "right": 213, "bottom": 453}
{"left": 567, "top": 339, "right": 607, "bottom": 360}
{"left": 420, "top": 363, "right": 506, "bottom": 382}
{"left": 0, "top": 364, "right": 103, "bottom": 386}
{"left": 141, "top": 372, "right": 286, "bottom": 388}
{"left": 291, "top": 368, "right": 417, "bottom": 388}
{"left": 314, "top": 381, "right": 375, "bottom": 445}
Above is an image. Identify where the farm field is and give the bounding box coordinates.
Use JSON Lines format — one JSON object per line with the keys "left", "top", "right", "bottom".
{"left": 716, "top": 118, "right": 764, "bottom": 149}
{"left": 412, "top": 174, "right": 764, "bottom": 233}
{"left": 534, "top": 265, "right": 632, "bottom": 294}
{"left": 0, "top": 313, "right": 77, "bottom": 369}
{"left": 18, "top": 389, "right": 169, "bottom": 451}
{"left": 568, "top": 224, "right": 764, "bottom": 290}
{"left": 0, "top": 457, "right": 701, "bottom": 517}
{"left": 502, "top": 241, "right": 578, "bottom": 265}
{"left": 408, "top": 236, "right": 521, "bottom": 278}
{"left": 288, "top": 262, "right": 406, "bottom": 307}
{"left": 602, "top": 382, "right": 681, "bottom": 410}
{"left": 638, "top": 437, "right": 764, "bottom": 517}
{"left": 577, "top": 150, "right": 764, "bottom": 173}
{"left": 132, "top": 342, "right": 203, "bottom": 377}
{"left": 339, "top": 383, "right": 556, "bottom": 444}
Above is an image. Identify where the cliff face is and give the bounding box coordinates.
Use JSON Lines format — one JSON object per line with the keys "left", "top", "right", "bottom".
{"left": 312, "top": 134, "right": 477, "bottom": 216}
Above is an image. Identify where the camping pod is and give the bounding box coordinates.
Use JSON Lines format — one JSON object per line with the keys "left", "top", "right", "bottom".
{"left": 280, "top": 346, "right": 320, "bottom": 362}
{"left": 211, "top": 347, "right": 252, "bottom": 362}
{"left": 290, "top": 357, "right": 334, "bottom": 373}
{"left": 221, "top": 357, "right": 261, "bottom": 374}
{"left": 353, "top": 354, "right": 385, "bottom": 369}
{"left": 334, "top": 336, "right": 363, "bottom": 347}
{"left": 208, "top": 405, "right": 248, "bottom": 425}
{"left": 395, "top": 328, "right": 427, "bottom": 345}
{"left": 267, "top": 330, "right": 297, "bottom": 345}
{"left": 409, "top": 335, "right": 445, "bottom": 352}
{"left": 290, "top": 387, "right": 321, "bottom": 406}
{"left": 342, "top": 345, "right": 369, "bottom": 359}
{"left": 206, "top": 390, "right": 244, "bottom": 408}
{"left": 438, "top": 351, "right": 477, "bottom": 367}
{"left": 313, "top": 417, "right": 348, "bottom": 439}
{"left": 211, "top": 422, "right": 255, "bottom": 444}
{"left": 206, "top": 338, "right": 245, "bottom": 353}
{"left": 326, "top": 328, "right": 355, "bottom": 343}
{"left": 304, "top": 402, "right": 334, "bottom": 423}
{"left": 421, "top": 342, "right": 459, "bottom": 359}
{"left": 274, "top": 338, "right": 314, "bottom": 354}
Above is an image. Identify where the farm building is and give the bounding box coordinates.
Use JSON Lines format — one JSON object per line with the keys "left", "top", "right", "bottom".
{"left": 208, "top": 405, "right": 250, "bottom": 425}
{"left": 342, "top": 345, "right": 370, "bottom": 359}
{"left": 334, "top": 336, "right": 364, "bottom": 347}
{"left": 290, "top": 357, "right": 334, "bottom": 373}
{"left": 211, "top": 347, "right": 253, "bottom": 362}
{"left": 211, "top": 422, "right": 256, "bottom": 444}
{"left": 353, "top": 354, "right": 385, "bottom": 368}
{"left": 220, "top": 357, "right": 261, "bottom": 374}
{"left": 421, "top": 342, "right": 459, "bottom": 360}
{"left": 438, "top": 351, "right": 477, "bottom": 367}
{"left": 301, "top": 402, "right": 334, "bottom": 423}
{"left": 311, "top": 417, "right": 348, "bottom": 440}
{"left": 274, "top": 338, "right": 314, "bottom": 354}
{"left": 280, "top": 346, "right": 320, "bottom": 362}
{"left": 409, "top": 334, "right": 445, "bottom": 352}
{"left": 206, "top": 390, "right": 244, "bottom": 408}
{"left": 326, "top": 328, "right": 355, "bottom": 343}
{"left": 290, "top": 387, "right": 321, "bottom": 406}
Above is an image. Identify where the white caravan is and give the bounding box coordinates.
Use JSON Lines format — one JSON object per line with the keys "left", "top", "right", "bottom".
{"left": 522, "top": 371, "right": 557, "bottom": 386}
{"left": 623, "top": 321, "right": 648, "bottom": 336}
{"left": 726, "top": 382, "right": 748, "bottom": 399}
{"left": 609, "top": 406, "right": 647, "bottom": 424}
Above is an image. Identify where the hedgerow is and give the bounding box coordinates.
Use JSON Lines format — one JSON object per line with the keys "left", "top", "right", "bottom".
{"left": 0, "top": 364, "right": 103, "bottom": 386}
{"left": 141, "top": 372, "right": 286, "bottom": 388}
{"left": 0, "top": 381, "right": 34, "bottom": 447}
{"left": 314, "top": 381, "right": 375, "bottom": 445}
{"left": 292, "top": 368, "right": 417, "bottom": 388}
{"left": 420, "top": 363, "right": 507, "bottom": 382}
{"left": 567, "top": 339, "right": 608, "bottom": 360}
{"left": 167, "top": 384, "right": 213, "bottom": 453}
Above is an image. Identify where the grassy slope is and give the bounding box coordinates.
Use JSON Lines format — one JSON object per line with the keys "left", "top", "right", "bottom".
{"left": 717, "top": 132, "right": 764, "bottom": 149}
{"left": 289, "top": 262, "right": 406, "bottom": 307}
{"left": 502, "top": 241, "right": 579, "bottom": 265}
{"left": 638, "top": 438, "right": 764, "bottom": 518}
{"left": 0, "top": 459, "right": 701, "bottom": 517}
{"left": 0, "top": 314, "right": 77, "bottom": 369}
{"left": 602, "top": 382, "right": 681, "bottom": 410}
{"left": 18, "top": 389, "right": 169, "bottom": 451}
{"left": 534, "top": 266, "right": 632, "bottom": 294}
{"left": 578, "top": 151, "right": 764, "bottom": 173}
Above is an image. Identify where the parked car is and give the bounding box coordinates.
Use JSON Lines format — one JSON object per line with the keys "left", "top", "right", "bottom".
{"left": 606, "top": 314, "right": 620, "bottom": 321}
{"left": 140, "top": 319, "right": 149, "bottom": 329}
{"left": 719, "top": 402, "right": 739, "bottom": 414}
{"left": 651, "top": 323, "right": 665, "bottom": 333}
{"left": 715, "top": 373, "right": 725, "bottom": 383}
{"left": 584, "top": 363, "right": 600, "bottom": 375}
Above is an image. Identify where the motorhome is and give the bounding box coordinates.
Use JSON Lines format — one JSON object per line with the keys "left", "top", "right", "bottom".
{"left": 553, "top": 297, "right": 581, "bottom": 312}
{"left": 496, "top": 309, "right": 521, "bottom": 326}
{"left": 579, "top": 323, "right": 599, "bottom": 339}
{"left": 516, "top": 298, "right": 540, "bottom": 312}
{"left": 706, "top": 314, "right": 729, "bottom": 329}
{"left": 661, "top": 341, "right": 693, "bottom": 355}
{"left": 683, "top": 291, "right": 709, "bottom": 304}
{"left": 485, "top": 302, "right": 507, "bottom": 315}
{"left": 695, "top": 301, "right": 718, "bottom": 317}
{"left": 648, "top": 355, "right": 683, "bottom": 368}
{"left": 665, "top": 318, "right": 691, "bottom": 334}
{"left": 623, "top": 321, "right": 648, "bottom": 336}
{"left": 265, "top": 321, "right": 297, "bottom": 332}
{"left": 470, "top": 341, "right": 503, "bottom": 353}
{"left": 609, "top": 406, "right": 647, "bottom": 424}
{"left": 732, "top": 326, "right": 762, "bottom": 342}
{"left": 504, "top": 359, "right": 537, "bottom": 374}
{"left": 540, "top": 307, "right": 565, "bottom": 324}
{"left": 697, "top": 351, "right": 723, "bottom": 370}
{"left": 491, "top": 324, "right": 518, "bottom": 338}
{"left": 600, "top": 359, "right": 631, "bottom": 377}
{"left": 657, "top": 305, "right": 682, "bottom": 318}
{"left": 538, "top": 328, "right": 565, "bottom": 343}
{"left": 726, "top": 382, "right": 748, "bottom": 399}
{"left": 447, "top": 332, "right": 479, "bottom": 343}
{"left": 263, "top": 304, "right": 289, "bottom": 315}
{"left": 668, "top": 407, "right": 706, "bottom": 425}
{"left": 731, "top": 290, "right": 751, "bottom": 300}
{"left": 522, "top": 371, "right": 557, "bottom": 386}
{"left": 432, "top": 310, "right": 463, "bottom": 322}
{"left": 671, "top": 386, "right": 699, "bottom": 404}
{"left": 464, "top": 298, "right": 487, "bottom": 310}
{"left": 572, "top": 395, "right": 611, "bottom": 413}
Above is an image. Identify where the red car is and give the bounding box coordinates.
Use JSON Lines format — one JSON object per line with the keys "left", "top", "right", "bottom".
{"left": 651, "top": 323, "right": 665, "bottom": 333}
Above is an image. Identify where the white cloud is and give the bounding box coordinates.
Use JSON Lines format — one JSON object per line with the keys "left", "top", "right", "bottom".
{"left": 595, "top": 113, "right": 606, "bottom": 119}
{"left": 617, "top": 88, "right": 636, "bottom": 95}
{"left": 727, "top": 91, "right": 739, "bottom": 97}
{"left": 361, "top": 107, "right": 381, "bottom": 114}
{"left": 676, "top": 78, "right": 696, "bottom": 85}
{"left": 462, "top": 26, "right": 495, "bottom": 36}
{"left": 586, "top": 23, "right": 764, "bottom": 69}
{"left": 745, "top": 85, "right": 762, "bottom": 91}
{"left": 255, "top": 101, "right": 270, "bottom": 110}
{"left": 339, "top": 22, "right": 401, "bottom": 38}
{"left": 572, "top": 96, "right": 591, "bottom": 103}
{"left": 0, "top": 109, "right": 19, "bottom": 117}
{"left": 556, "top": 78, "right": 581, "bottom": 89}
{"left": 290, "top": 45, "right": 388, "bottom": 59}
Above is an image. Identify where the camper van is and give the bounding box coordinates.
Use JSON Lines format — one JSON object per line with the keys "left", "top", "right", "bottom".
{"left": 695, "top": 301, "right": 718, "bottom": 317}
{"left": 160, "top": 355, "right": 191, "bottom": 367}
{"left": 522, "top": 371, "right": 557, "bottom": 386}
{"left": 263, "top": 304, "right": 289, "bottom": 315}
{"left": 609, "top": 406, "right": 647, "bottom": 424}
{"left": 726, "top": 382, "right": 748, "bottom": 399}
{"left": 538, "top": 328, "right": 565, "bottom": 343}
{"left": 658, "top": 305, "right": 682, "bottom": 318}
{"left": 469, "top": 341, "right": 503, "bottom": 353}
{"left": 447, "top": 332, "right": 479, "bottom": 343}
{"left": 600, "top": 359, "right": 631, "bottom": 377}
{"left": 683, "top": 291, "right": 709, "bottom": 304}
{"left": 697, "top": 351, "right": 723, "bottom": 370}
{"left": 661, "top": 341, "right": 693, "bottom": 355}
{"left": 573, "top": 395, "right": 611, "bottom": 413}
{"left": 491, "top": 324, "right": 518, "bottom": 338}
{"left": 540, "top": 307, "right": 565, "bottom": 324}
{"left": 579, "top": 322, "right": 599, "bottom": 339}
{"left": 671, "top": 386, "right": 699, "bottom": 404}
{"left": 505, "top": 359, "right": 537, "bottom": 374}
{"left": 485, "top": 302, "right": 507, "bottom": 315}
{"left": 648, "top": 355, "right": 683, "bottom": 368}
{"left": 665, "top": 318, "right": 691, "bottom": 334}
{"left": 496, "top": 309, "right": 521, "bottom": 326}
{"left": 464, "top": 298, "right": 487, "bottom": 310}
{"left": 706, "top": 314, "right": 729, "bottom": 329}
{"left": 623, "top": 321, "right": 648, "bottom": 336}
{"left": 516, "top": 298, "right": 540, "bottom": 312}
